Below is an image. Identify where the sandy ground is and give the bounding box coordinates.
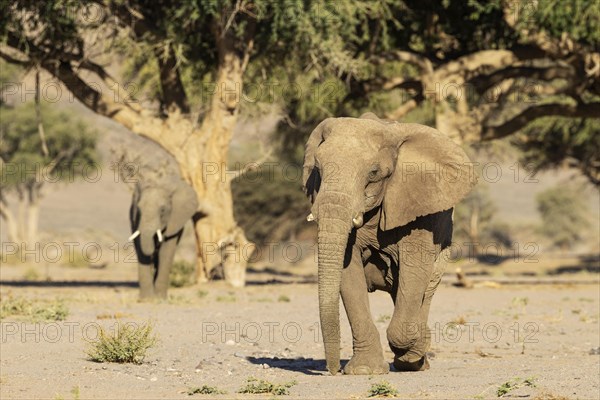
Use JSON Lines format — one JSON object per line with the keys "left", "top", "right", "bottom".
{"left": 1, "top": 263, "right": 599, "bottom": 400}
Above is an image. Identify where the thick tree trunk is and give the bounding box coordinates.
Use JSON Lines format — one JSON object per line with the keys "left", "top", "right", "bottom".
{"left": 26, "top": 201, "right": 39, "bottom": 245}
{"left": 182, "top": 39, "right": 250, "bottom": 286}
{"left": 17, "top": 193, "right": 26, "bottom": 243}
{"left": 0, "top": 201, "right": 21, "bottom": 243}
{"left": 25, "top": 17, "right": 254, "bottom": 286}
{"left": 135, "top": 35, "right": 251, "bottom": 286}
{"left": 26, "top": 188, "right": 40, "bottom": 245}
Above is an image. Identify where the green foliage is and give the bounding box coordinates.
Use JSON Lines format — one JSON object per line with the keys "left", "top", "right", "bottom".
{"left": 496, "top": 376, "right": 536, "bottom": 397}
{"left": 63, "top": 250, "right": 89, "bottom": 268}
{"left": 232, "top": 167, "right": 311, "bottom": 245}
{"left": 86, "top": 321, "right": 157, "bottom": 364}
{"left": 169, "top": 260, "right": 196, "bottom": 288}
{"left": 531, "top": 0, "right": 600, "bottom": 46}
{"left": 0, "top": 296, "right": 68, "bottom": 321}
{"left": 187, "top": 385, "right": 226, "bottom": 395}
{"left": 536, "top": 185, "right": 591, "bottom": 249}
{"left": 22, "top": 267, "right": 41, "bottom": 281}
{"left": 216, "top": 294, "right": 236, "bottom": 303}
{"left": 237, "top": 377, "right": 297, "bottom": 395}
{"left": 367, "top": 380, "right": 399, "bottom": 397}
{"left": 515, "top": 117, "right": 600, "bottom": 186}
{"left": 277, "top": 295, "right": 290, "bottom": 302}
{"left": 0, "top": 101, "right": 98, "bottom": 190}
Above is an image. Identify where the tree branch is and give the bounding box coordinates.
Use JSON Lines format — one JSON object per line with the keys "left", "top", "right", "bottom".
{"left": 482, "top": 101, "right": 600, "bottom": 140}
{"left": 0, "top": 50, "right": 29, "bottom": 66}
{"left": 154, "top": 45, "right": 190, "bottom": 114}
{"left": 469, "top": 64, "right": 575, "bottom": 94}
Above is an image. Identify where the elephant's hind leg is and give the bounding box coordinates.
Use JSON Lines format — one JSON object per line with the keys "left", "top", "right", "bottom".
{"left": 341, "top": 247, "right": 389, "bottom": 375}
{"left": 387, "top": 229, "right": 438, "bottom": 371}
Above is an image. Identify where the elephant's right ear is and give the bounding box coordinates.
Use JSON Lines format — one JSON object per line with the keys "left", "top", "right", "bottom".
{"left": 381, "top": 124, "right": 477, "bottom": 230}
{"left": 302, "top": 118, "right": 333, "bottom": 203}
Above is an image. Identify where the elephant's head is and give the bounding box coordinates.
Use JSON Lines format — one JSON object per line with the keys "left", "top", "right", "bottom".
{"left": 302, "top": 113, "right": 476, "bottom": 374}
{"left": 130, "top": 181, "right": 198, "bottom": 256}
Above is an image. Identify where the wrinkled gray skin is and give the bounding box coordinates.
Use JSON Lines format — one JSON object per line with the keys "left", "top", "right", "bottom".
{"left": 303, "top": 113, "right": 476, "bottom": 375}
{"left": 130, "top": 180, "right": 198, "bottom": 299}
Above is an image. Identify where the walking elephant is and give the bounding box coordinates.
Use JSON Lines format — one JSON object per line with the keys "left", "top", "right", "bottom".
{"left": 129, "top": 179, "right": 198, "bottom": 299}
{"left": 303, "top": 113, "right": 476, "bottom": 375}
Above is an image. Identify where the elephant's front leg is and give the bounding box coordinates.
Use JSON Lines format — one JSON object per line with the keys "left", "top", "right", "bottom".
{"left": 154, "top": 237, "right": 179, "bottom": 299}
{"left": 387, "top": 230, "right": 437, "bottom": 371}
{"left": 138, "top": 262, "right": 156, "bottom": 300}
{"left": 341, "top": 247, "right": 389, "bottom": 375}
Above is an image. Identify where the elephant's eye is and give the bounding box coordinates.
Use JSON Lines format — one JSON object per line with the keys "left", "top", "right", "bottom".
{"left": 368, "top": 165, "right": 380, "bottom": 181}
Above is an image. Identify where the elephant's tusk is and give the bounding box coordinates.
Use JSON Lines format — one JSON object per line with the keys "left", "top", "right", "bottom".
{"left": 352, "top": 214, "right": 364, "bottom": 228}
{"left": 128, "top": 230, "right": 140, "bottom": 241}
{"left": 156, "top": 229, "right": 163, "bottom": 242}
{"left": 307, "top": 213, "right": 315, "bottom": 222}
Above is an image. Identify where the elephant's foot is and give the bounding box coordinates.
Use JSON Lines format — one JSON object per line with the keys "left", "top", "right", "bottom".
{"left": 138, "top": 294, "right": 158, "bottom": 303}
{"left": 393, "top": 354, "right": 429, "bottom": 372}
{"left": 343, "top": 352, "right": 389, "bottom": 375}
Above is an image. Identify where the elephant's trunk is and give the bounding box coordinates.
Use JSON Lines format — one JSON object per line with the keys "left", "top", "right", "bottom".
{"left": 140, "top": 229, "right": 156, "bottom": 256}
{"left": 315, "top": 194, "right": 353, "bottom": 375}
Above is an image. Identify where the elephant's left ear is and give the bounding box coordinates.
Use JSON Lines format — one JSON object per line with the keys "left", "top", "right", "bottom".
{"left": 380, "top": 124, "right": 477, "bottom": 230}
{"left": 165, "top": 183, "right": 198, "bottom": 237}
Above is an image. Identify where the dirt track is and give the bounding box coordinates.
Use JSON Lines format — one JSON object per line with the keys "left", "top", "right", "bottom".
{"left": 1, "top": 265, "right": 599, "bottom": 400}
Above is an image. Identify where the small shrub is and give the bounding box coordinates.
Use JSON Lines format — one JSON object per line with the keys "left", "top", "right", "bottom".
{"left": 96, "top": 312, "right": 132, "bottom": 320}
{"left": 216, "top": 294, "right": 236, "bottom": 303}
{"left": 0, "top": 296, "right": 68, "bottom": 321}
{"left": 87, "top": 321, "right": 157, "bottom": 364}
{"left": 169, "top": 260, "right": 196, "bottom": 288}
{"left": 187, "top": 385, "right": 226, "bottom": 395}
{"left": 168, "top": 294, "right": 192, "bottom": 304}
{"left": 197, "top": 290, "right": 208, "bottom": 299}
{"left": 497, "top": 377, "right": 536, "bottom": 397}
{"left": 32, "top": 300, "right": 69, "bottom": 321}
{"left": 253, "top": 297, "right": 272, "bottom": 302}
{"left": 238, "top": 377, "right": 297, "bottom": 395}
{"left": 0, "top": 296, "right": 31, "bottom": 319}
{"left": 64, "top": 251, "right": 88, "bottom": 268}
{"left": 277, "top": 295, "right": 290, "bottom": 302}
{"left": 367, "top": 381, "right": 399, "bottom": 397}
{"left": 22, "top": 267, "right": 40, "bottom": 281}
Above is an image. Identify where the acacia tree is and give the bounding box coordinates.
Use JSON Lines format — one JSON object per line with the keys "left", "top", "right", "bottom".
{"left": 0, "top": 0, "right": 379, "bottom": 284}
{"left": 536, "top": 185, "right": 590, "bottom": 250}
{"left": 0, "top": 101, "right": 97, "bottom": 247}
{"left": 278, "top": 0, "right": 599, "bottom": 184}
{"left": 3, "top": 1, "right": 598, "bottom": 282}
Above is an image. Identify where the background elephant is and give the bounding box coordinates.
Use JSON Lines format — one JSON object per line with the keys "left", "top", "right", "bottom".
{"left": 129, "top": 178, "right": 198, "bottom": 299}
{"left": 303, "top": 113, "right": 476, "bottom": 375}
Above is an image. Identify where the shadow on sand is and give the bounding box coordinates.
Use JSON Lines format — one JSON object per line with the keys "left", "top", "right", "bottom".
{"left": 0, "top": 280, "right": 137, "bottom": 288}
{"left": 246, "top": 356, "right": 333, "bottom": 375}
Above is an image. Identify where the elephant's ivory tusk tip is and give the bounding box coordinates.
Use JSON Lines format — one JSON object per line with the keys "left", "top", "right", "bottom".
{"left": 352, "top": 214, "right": 364, "bottom": 228}
{"left": 307, "top": 213, "right": 315, "bottom": 222}
{"left": 128, "top": 230, "right": 140, "bottom": 241}
{"left": 156, "top": 229, "right": 163, "bottom": 242}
